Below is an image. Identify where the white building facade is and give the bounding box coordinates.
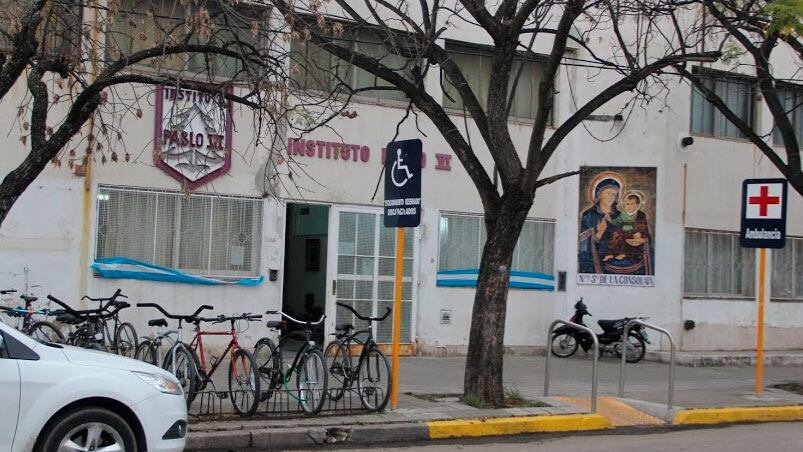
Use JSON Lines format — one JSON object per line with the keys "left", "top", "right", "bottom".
{"left": 1, "top": 3, "right": 802, "bottom": 355}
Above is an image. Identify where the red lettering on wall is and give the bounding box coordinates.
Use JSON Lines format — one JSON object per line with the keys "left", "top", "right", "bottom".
{"left": 435, "top": 153, "right": 452, "bottom": 171}
{"left": 360, "top": 146, "right": 370, "bottom": 162}
{"left": 305, "top": 140, "right": 315, "bottom": 157}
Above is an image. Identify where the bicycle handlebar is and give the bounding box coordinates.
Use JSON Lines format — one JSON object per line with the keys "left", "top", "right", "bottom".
{"left": 336, "top": 302, "right": 391, "bottom": 322}
{"left": 46, "top": 294, "right": 126, "bottom": 321}
{"left": 0, "top": 289, "right": 16, "bottom": 295}
{"left": 197, "top": 313, "right": 262, "bottom": 323}
{"left": 136, "top": 302, "right": 214, "bottom": 321}
{"left": 265, "top": 310, "right": 325, "bottom": 326}
{"left": 81, "top": 288, "right": 126, "bottom": 303}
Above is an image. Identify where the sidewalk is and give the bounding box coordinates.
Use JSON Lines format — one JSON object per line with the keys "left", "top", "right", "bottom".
{"left": 187, "top": 355, "right": 803, "bottom": 450}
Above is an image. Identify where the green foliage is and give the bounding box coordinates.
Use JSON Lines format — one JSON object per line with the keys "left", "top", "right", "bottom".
{"left": 461, "top": 393, "right": 490, "bottom": 409}
{"left": 504, "top": 387, "right": 551, "bottom": 408}
{"left": 765, "top": 0, "right": 803, "bottom": 37}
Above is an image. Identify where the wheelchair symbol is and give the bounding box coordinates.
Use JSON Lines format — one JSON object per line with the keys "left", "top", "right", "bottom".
{"left": 390, "top": 149, "right": 413, "bottom": 187}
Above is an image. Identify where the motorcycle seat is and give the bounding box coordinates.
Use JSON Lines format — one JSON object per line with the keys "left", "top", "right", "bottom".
{"left": 598, "top": 319, "right": 625, "bottom": 332}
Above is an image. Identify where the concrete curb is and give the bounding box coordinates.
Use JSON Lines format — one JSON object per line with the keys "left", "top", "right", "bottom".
{"left": 673, "top": 405, "right": 803, "bottom": 425}
{"left": 426, "top": 414, "right": 611, "bottom": 439}
{"left": 186, "top": 405, "right": 803, "bottom": 450}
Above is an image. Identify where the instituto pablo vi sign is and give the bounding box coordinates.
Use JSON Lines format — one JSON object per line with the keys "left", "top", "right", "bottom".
{"left": 154, "top": 85, "right": 233, "bottom": 189}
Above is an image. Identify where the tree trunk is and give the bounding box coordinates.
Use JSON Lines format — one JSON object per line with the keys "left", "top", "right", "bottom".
{"left": 463, "top": 193, "right": 531, "bottom": 407}
{"left": 0, "top": 144, "right": 55, "bottom": 225}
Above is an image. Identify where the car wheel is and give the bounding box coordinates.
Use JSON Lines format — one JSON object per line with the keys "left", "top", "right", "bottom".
{"left": 35, "top": 407, "right": 137, "bottom": 452}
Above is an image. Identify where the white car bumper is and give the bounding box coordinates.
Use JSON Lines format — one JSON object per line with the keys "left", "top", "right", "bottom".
{"left": 132, "top": 392, "right": 188, "bottom": 452}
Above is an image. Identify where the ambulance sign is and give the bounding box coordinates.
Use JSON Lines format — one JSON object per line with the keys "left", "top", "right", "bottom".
{"left": 740, "top": 178, "right": 788, "bottom": 248}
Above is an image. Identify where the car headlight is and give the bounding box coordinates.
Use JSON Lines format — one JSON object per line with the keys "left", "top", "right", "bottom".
{"left": 133, "top": 371, "right": 183, "bottom": 395}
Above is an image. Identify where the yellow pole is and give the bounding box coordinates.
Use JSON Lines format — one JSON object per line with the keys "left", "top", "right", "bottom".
{"left": 755, "top": 248, "right": 766, "bottom": 396}
{"left": 390, "top": 227, "right": 405, "bottom": 410}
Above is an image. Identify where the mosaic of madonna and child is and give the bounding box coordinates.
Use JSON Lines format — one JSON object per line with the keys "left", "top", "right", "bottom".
{"left": 577, "top": 167, "right": 657, "bottom": 287}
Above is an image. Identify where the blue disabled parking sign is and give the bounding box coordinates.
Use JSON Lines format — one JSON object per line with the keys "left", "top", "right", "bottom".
{"left": 384, "top": 139, "right": 422, "bottom": 228}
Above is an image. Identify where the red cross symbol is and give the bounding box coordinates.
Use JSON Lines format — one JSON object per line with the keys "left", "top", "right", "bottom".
{"left": 749, "top": 185, "right": 781, "bottom": 217}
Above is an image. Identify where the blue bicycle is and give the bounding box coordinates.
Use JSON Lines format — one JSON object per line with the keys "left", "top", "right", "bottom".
{"left": 0, "top": 289, "right": 65, "bottom": 343}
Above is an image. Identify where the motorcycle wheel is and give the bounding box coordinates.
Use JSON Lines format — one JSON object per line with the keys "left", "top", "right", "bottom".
{"left": 622, "top": 335, "right": 646, "bottom": 363}
{"left": 550, "top": 332, "right": 579, "bottom": 358}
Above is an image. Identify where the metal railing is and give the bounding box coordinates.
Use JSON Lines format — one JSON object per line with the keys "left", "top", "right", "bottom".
{"left": 544, "top": 319, "right": 599, "bottom": 413}
{"left": 618, "top": 319, "right": 676, "bottom": 408}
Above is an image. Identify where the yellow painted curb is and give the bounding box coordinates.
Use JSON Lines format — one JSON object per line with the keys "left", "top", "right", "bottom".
{"left": 427, "top": 414, "right": 612, "bottom": 439}
{"left": 673, "top": 405, "right": 803, "bottom": 425}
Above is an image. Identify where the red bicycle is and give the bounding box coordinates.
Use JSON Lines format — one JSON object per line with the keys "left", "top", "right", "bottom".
{"left": 138, "top": 302, "right": 262, "bottom": 416}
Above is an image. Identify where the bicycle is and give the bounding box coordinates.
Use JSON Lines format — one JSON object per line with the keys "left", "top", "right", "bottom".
{"left": 253, "top": 311, "right": 328, "bottom": 416}
{"left": 0, "top": 289, "right": 65, "bottom": 343}
{"left": 324, "top": 302, "right": 392, "bottom": 412}
{"left": 134, "top": 317, "right": 177, "bottom": 366}
{"left": 47, "top": 289, "right": 136, "bottom": 354}
{"left": 137, "top": 302, "right": 262, "bottom": 417}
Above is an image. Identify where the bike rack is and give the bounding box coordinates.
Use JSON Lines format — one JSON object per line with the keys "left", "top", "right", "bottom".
{"left": 544, "top": 319, "right": 599, "bottom": 413}
{"left": 618, "top": 319, "right": 675, "bottom": 408}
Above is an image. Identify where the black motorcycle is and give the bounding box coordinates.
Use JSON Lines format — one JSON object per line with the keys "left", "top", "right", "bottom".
{"left": 550, "top": 298, "right": 650, "bottom": 363}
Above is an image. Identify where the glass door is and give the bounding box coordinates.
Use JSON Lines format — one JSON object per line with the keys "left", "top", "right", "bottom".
{"left": 326, "top": 207, "right": 416, "bottom": 344}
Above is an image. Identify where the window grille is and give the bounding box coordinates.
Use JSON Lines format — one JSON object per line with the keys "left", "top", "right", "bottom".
{"left": 95, "top": 185, "right": 263, "bottom": 277}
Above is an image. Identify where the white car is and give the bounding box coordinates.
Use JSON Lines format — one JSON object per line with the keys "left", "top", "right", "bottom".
{"left": 0, "top": 320, "right": 187, "bottom": 452}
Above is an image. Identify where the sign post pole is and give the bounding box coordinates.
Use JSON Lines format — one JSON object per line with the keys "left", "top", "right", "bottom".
{"left": 383, "top": 138, "right": 422, "bottom": 411}
{"left": 755, "top": 248, "right": 766, "bottom": 396}
{"left": 390, "top": 227, "right": 405, "bottom": 410}
{"left": 739, "top": 178, "right": 787, "bottom": 397}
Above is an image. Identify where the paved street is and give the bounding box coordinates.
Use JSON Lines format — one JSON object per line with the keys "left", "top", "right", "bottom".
{"left": 286, "top": 422, "right": 803, "bottom": 452}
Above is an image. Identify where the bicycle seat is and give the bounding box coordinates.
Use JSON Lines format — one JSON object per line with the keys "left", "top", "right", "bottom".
{"left": 21, "top": 295, "right": 37, "bottom": 303}
{"left": 336, "top": 323, "right": 353, "bottom": 331}
{"left": 148, "top": 318, "right": 168, "bottom": 328}
{"left": 266, "top": 320, "right": 282, "bottom": 330}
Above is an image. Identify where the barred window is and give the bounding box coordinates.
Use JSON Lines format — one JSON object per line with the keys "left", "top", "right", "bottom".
{"left": 691, "top": 70, "right": 754, "bottom": 139}
{"left": 684, "top": 229, "right": 755, "bottom": 297}
{"left": 95, "top": 186, "right": 263, "bottom": 277}
{"left": 0, "top": 0, "right": 81, "bottom": 58}
{"left": 289, "top": 28, "right": 415, "bottom": 103}
{"left": 106, "top": 0, "right": 267, "bottom": 79}
{"left": 771, "top": 237, "right": 803, "bottom": 301}
{"left": 438, "top": 213, "right": 555, "bottom": 289}
{"left": 772, "top": 87, "right": 803, "bottom": 146}
{"left": 442, "top": 42, "right": 552, "bottom": 122}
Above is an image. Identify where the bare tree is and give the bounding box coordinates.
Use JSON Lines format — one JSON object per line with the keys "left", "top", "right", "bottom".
{"left": 0, "top": 0, "right": 330, "bottom": 224}
{"left": 674, "top": 0, "right": 803, "bottom": 194}
{"left": 270, "top": 0, "right": 720, "bottom": 405}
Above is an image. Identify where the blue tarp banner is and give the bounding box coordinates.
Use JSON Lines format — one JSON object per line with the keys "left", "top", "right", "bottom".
{"left": 91, "top": 257, "right": 264, "bottom": 286}
{"left": 436, "top": 268, "right": 555, "bottom": 290}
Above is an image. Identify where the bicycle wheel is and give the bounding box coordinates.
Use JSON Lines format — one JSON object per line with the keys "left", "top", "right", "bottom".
{"left": 254, "top": 338, "right": 280, "bottom": 390}
{"left": 356, "top": 348, "right": 391, "bottom": 412}
{"left": 296, "top": 348, "right": 328, "bottom": 416}
{"left": 134, "top": 340, "right": 157, "bottom": 366}
{"left": 163, "top": 345, "right": 198, "bottom": 409}
{"left": 229, "top": 348, "right": 260, "bottom": 417}
{"left": 324, "top": 340, "right": 350, "bottom": 401}
{"left": 29, "top": 321, "right": 65, "bottom": 343}
{"left": 114, "top": 322, "right": 138, "bottom": 358}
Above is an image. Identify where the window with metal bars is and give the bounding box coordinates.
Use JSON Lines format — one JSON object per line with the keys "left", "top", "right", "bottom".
{"left": 772, "top": 86, "right": 803, "bottom": 147}
{"left": 690, "top": 69, "right": 754, "bottom": 139}
{"left": 437, "top": 212, "right": 555, "bottom": 277}
{"left": 771, "top": 237, "right": 803, "bottom": 301}
{"left": 95, "top": 185, "right": 263, "bottom": 277}
{"left": 683, "top": 228, "right": 755, "bottom": 298}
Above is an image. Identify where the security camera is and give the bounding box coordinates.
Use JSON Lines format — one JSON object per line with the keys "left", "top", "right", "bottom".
{"left": 677, "top": 134, "right": 695, "bottom": 153}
